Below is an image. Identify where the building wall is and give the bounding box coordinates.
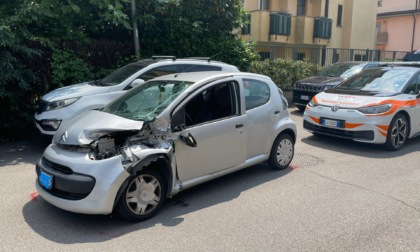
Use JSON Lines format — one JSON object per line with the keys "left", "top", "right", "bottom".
{"left": 242, "top": 0, "right": 377, "bottom": 50}
{"left": 376, "top": 0, "right": 420, "bottom": 51}
{"left": 377, "top": 0, "right": 417, "bottom": 13}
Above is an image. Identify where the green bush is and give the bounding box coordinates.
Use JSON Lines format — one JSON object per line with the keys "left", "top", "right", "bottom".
{"left": 249, "top": 59, "right": 322, "bottom": 91}
{"left": 51, "top": 49, "right": 94, "bottom": 89}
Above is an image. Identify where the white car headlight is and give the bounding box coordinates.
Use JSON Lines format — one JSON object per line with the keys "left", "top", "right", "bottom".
{"left": 357, "top": 104, "right": 392, "bottom": 114}
{"left": 45, "top": 98, "right": 79, "bottom": 111}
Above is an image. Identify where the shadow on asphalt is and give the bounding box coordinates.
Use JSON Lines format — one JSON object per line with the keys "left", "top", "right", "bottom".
{"left": 22, "top": 163, "right": 293, "bottom": 244}
{"left": 301, "top": 133, "right": 420, "bottom": 158}
{"left": 0, "top": 136, "right": 51, "bottom": 167}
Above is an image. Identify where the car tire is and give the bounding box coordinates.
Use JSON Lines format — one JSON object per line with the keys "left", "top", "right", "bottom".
{"left": 116, "top": 169, "right": 166, "bottom": 222}
{"left": 384, "top": 113, "right": 409, "bottom": 151}
{"left": 296, "top": 105, "right": 306, "bottom": 112}
{"left": 268, "top": 133, "right": 294, "bottom": 170}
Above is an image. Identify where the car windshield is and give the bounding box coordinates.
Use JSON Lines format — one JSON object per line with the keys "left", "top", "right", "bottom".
{"left": 102, "top": 80, "right": 193, "bottom": 121}
{"left": 335, "top": 68, "right": 415, "bottom": 92}
{"left": 99, "top": 64, "right": 145, "bottom": 86}
{"left": 318, "top": 63, "right": 364, "bottom": 78}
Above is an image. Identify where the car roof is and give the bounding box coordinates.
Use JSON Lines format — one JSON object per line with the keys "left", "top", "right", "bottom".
{"left": 149, "top": 71, "right": 271, "bottom": 83}
{"left": 128, "top": 57, "right": 236, "bottom": 68}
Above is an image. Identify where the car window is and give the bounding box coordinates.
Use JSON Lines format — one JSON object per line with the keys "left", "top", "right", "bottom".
{"left": 404, "top": 74, "right": 420, "bottom": 94}
{"left": 139, "top": 65, "right": 179, "bottom": 81}
{"left": 180, "top": 64, "right": 222, "bottom": 72}
{"left": 184, "top": 81, "right": 239, "bottom": 127}
{"left": 243, "top": 78, "right": 270, "bottom": 110}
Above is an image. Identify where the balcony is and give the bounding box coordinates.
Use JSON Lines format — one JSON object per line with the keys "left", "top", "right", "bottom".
{"left": 376, "top": 32, "right": 388, "bottom": 45}
{"left": 243, "top": 10, "right": 331, "bottom": 46}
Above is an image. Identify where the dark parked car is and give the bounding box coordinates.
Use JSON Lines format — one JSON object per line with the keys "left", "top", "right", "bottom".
{"left": 292, "top": 61, "right": 380, "bottom": 111}
{"left": 402, "top": 50, "right": 420, "bottom": 61}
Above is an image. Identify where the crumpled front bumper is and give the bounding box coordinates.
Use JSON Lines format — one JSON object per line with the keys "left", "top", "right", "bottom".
{"left": 35, "top": 143, "right": 130, "bottom": 215}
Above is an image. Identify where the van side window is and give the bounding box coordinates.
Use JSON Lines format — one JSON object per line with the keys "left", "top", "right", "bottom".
{"left": 243, "top": 78, "right": 270, "bottom": 110}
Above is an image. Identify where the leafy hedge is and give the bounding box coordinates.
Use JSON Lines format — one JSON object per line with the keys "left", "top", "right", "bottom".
{"left": 248, "top": 59, "right": 322, "bottom": 91}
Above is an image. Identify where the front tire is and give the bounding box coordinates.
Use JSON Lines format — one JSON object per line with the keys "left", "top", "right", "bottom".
{"left": 384, "top": 113, "right": 409, "bottom": 151}
{"left": 296, "top": 105, "right": 306, "bottom": 112}
{"left": 116, "top": 169, "right": 166, "bottom": 222}
{"left": 268, "top": 133, "right": 294, "bottom": 170}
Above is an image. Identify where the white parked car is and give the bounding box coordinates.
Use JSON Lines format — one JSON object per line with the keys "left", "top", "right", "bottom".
{"left": 304, "top": 63, "right": 420, "bottom": 150}
{"left": 35, "top": 71, "right": 296, "bottom": 221}
{"left": 34, "top": 57, "right": 239, "bottom": 135}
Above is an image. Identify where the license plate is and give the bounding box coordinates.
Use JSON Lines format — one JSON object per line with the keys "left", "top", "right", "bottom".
{"left": 39, "top": 171, "right": 53, "bottom": 190}
{"left": 300, "top": 95, "right": 309, "bottom": 100}
{"left": 321, "top": 118, "right": 340, "bottom": 127}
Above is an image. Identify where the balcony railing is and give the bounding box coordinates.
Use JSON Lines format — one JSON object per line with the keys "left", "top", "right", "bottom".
{"left": 376, "top": 32, "right": 388, "bottom": 45}
{"left": 313, "top": 17, "right": 332, "bottom": 39}
{"left": 269, "top": 12, "right": 291, "bottom": 36}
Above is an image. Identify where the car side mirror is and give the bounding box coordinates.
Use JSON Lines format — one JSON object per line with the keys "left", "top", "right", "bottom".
{"left": 180, "top": 132, "right": 197, "bottom": 147}
{"left": 125, "top": 79, "right": 145, "bottom": 90}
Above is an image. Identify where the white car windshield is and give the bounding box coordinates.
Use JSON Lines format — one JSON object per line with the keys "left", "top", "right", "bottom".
{"left": 102, "top": 80, "right": 193, "bottom": 121}
{"left": 99, "top": 64, "right": 146, "bottom": 86}
{"left": 336, "top": 68, "right": 415, "bottom": 92}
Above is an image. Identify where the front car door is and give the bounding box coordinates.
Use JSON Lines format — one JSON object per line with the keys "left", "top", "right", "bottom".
{"left": 172, "top": 79, "right": 246, "bottom": 182}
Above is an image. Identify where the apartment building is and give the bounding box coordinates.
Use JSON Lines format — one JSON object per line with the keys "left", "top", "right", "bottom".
{"left": 241, "top": 0, "right": 377, "bottom": 63}
{"left": 376, "top": 0, "right": 420, "bottom": 52}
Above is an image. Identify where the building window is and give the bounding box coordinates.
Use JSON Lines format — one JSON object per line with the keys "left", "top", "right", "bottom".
{"left": 337, "top": 5, "right": 343, "bottom": 26}
{"left": 259, "top": 0, "right": 270, "bottom": 10}
{"left": 377, "top": 0, "right": 382, "bottom": 7}
{"left": 297, "top": 53, "right": 305, "bottom": 61}
{"left": 297, "top": 0, "right": 306, "bottom": 16}
{"left": 242, "top": 14, "right": 251, "bottom": 35}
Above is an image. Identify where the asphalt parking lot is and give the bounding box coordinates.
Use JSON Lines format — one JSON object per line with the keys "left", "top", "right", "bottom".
{"left": 1, "top": 108, "right": 419, "bottom": 251}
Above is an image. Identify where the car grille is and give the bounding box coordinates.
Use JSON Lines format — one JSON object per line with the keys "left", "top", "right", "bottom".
{"left": 42, "top": 157, "right": 73, "bottom": 174}
{"left": 294, "top": 83, "right": 324, "bottom": 92}
{"left": 304, "top": 120, "right": 374, "bottom": 141}
{"left": 36, "top": 100, "right": 48, "bottom": 114}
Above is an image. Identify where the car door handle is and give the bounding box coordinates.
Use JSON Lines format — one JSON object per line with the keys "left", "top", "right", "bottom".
{"left": 274, "top": 110, "right": 280, "bottom": 115}
{"left": 236, "top": 123, "right": 244, "bottom": 128}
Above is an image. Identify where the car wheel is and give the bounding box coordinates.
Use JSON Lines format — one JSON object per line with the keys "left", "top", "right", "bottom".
{"left": 296, "top": 105, "right": 306, "bottom": 112}
{"left": 116, "top": 169, "right": 166, "bottom": 222}
{"left": 384, "top": 114, "right": 409, "bottom": 151}
{"left": 268, "top": 133, "right": 294, "bottom": 170}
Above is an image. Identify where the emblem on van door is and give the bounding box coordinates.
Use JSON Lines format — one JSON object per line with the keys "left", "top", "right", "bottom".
{"left": 331, "top": 105, "right": 340, "bottom": 112}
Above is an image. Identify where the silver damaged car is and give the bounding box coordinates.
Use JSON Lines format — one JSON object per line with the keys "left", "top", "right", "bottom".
{"left": 35, "top": 71, "right": 297, "bottom": 222}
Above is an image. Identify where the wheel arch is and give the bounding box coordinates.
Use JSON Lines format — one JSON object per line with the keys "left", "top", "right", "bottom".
{"left": 394, "top": 110, "right": 411, "bottom": 136}
{"left": 113, "top": 154, "right": 173, "bottom": 210}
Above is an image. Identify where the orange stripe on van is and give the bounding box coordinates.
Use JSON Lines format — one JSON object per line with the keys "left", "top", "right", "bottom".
{"left": 345, "top": 123, "right": 364, "bottom": 129}
{"left": 375, "top": 124, "right": 389, "bottom": 131}
{"left": 309, "top": 116, "right": 320, "bottom": 124}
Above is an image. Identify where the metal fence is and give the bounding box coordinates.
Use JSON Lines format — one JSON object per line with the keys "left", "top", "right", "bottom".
{"left": 255, "top": 44, "right": 408, "bottom": 67}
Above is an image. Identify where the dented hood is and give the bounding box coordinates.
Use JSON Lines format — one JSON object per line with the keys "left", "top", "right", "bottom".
{"left": 54, "top": 110, "right": 143, "bottom": 145}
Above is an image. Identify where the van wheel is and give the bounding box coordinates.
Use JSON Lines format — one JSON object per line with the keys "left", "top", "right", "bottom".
{"left": 116, "top": 169, "right": 166, "bottom": 222}
{"left": 268, "top": 133, "right": 294, "bottom": 170}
